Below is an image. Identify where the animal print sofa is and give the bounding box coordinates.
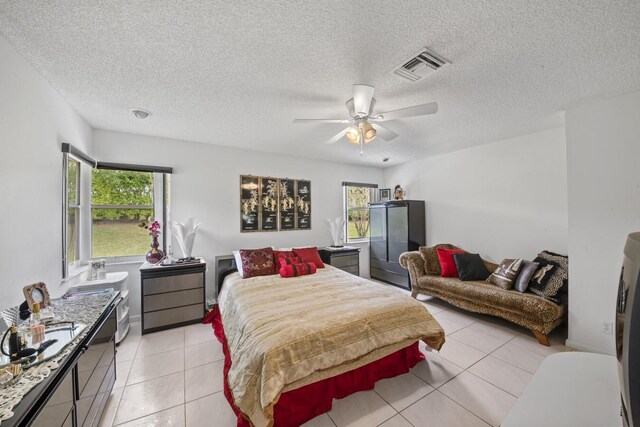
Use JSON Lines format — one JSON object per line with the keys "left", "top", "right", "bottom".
{"left": 399, "top": 244, "right": 566, "bottom": 346}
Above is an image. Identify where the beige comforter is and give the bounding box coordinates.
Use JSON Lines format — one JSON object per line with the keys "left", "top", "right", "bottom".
{"left": 218, "top": 265, "right": 445, "bottom": 427}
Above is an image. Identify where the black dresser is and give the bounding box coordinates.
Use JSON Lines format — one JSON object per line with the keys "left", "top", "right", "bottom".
{"left": 370, "top": 200, "right": 426, "bottom": 289}
{"left": 3, "top": 292, "right": 120, "bottom": 427}
{"left": 319, "top": 247, "right": 361, "bottom": 275}
{"left": 140, "top": 261, "right": 206, "bottom": 335}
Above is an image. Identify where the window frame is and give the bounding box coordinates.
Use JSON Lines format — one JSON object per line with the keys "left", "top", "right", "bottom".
{"left": 90, "top": 167, "right": 170, "bottom": 261}
{"left": 342, "top": 182, "right": 378, "bottom": 243}
{"left": 63, "top": 155, "right": 81, "bottom": 275}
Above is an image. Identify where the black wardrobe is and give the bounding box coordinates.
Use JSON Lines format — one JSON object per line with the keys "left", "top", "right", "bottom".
{"left": 370, "top": 200, "right": 426, "bottom": 289}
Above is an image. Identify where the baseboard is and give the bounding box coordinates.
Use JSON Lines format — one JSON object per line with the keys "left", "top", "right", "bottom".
{"left": 129, "top": 314, "right": 141, "bottom": 324}
{"left": 565, "top": 339, "right": 614, "bottom": 355}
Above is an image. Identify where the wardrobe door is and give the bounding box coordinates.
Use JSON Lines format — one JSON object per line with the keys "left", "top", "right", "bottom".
{"left": 369, "top": 204, "right": 387, "bottom": 262}
{"left": 387, "top": 204, "right": 409, "bottom": 264}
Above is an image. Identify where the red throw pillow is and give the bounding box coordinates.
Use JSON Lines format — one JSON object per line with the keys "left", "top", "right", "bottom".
{"left": 436, "top": 248, "right": 466, "bottom": 277}
{"left": 279, "top": 262, "right": 317, "bottom": 278}
{"left": 279, "top": 256, "right": 303, "bottom": 268}
{"left": 293, "top": 247, "right": 325, "bottom": 268}
{"left": 239, "top": 247, "right": 275, "bottom": 278}
{"left": 273, "top": 250, "right": 299, "bottom": 273}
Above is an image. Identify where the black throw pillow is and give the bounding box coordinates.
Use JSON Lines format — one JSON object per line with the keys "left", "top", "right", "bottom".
{"left": 453, "top": 253, "right": 490, "bottom": 281}
{"left": 528, "top": 258, "right": 563, "bottom": 300}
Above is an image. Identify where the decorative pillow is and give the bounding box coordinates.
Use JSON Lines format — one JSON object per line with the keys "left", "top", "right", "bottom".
{"left": 273, "top": 250, "right": 300, "bottom": 273}
{"left": 436, "top": 248, "right": 466, "bottom": 277}
{"left": 537, "top": 250, "right": 568, "bottom": 294}
{"left": 279, "top": 256, "right": 303, "bottom": 267}
{"left": 529, "top": 258, "right": 563, "bottom": 299}
{"left": 293, "top": 247, "right": 325, "bottom": 268}
{"left": 239, "top": 247, "right": 276, "bottom": 278}
{"left": 452, "top": 253, "right": 490, "bottom": 281}
{"left": 279, "top": 262, "right": 317, "bottom": 278}
{"left": 419, "top": 244, "right": 461, "bottom": 275}
{"left": 488, "top": 259, "right": 523, "bottom": 290}
{"left": 513, "top": 260, "right": 539, "bottom": 293}
{"left": 232, "top": 250, "right": 244, "bottom": 278}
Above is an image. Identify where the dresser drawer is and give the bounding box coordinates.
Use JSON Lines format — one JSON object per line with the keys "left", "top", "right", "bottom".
{"left": 144, "top": 304, "right": 204, "bottom": 330}
{"left": 142, "top": 272, "right": 203, "bottom": 296}
{"left": 144, "top": 288, "right": 204, "bottom": 312}
{"left": 339, "top": 265, "right": 359, "bottom": 275}
{"left": 330, "top": 254, "right": 359, "bottom": 268}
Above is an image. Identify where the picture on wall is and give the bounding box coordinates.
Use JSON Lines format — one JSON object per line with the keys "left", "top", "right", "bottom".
{"left": 279, "top": 178, "right": 296, "bottom": 230}
{"left": 240, "top": 175, "right": 260, "bottom": 232}
{"left": 296, "top": 180, "right": 311, "bottom": 230}
{"left": 260, "top": 177, "right": 279, "bottom": 231}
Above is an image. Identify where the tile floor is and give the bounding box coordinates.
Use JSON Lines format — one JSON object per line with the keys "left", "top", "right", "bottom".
{"left": 99, "top": 293, "right": 571, "bottom": 427}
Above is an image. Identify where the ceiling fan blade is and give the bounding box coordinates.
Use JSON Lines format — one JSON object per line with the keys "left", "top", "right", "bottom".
{"left": 293, "top": 118, "right": 351, "bottom": 124}
{"left": 353, "top": 84, "right": 374, "bottom": 116}
{"left": 377, "top": 102, "right": 438, "bottom": 121}
{"left": 372, "top": 123, "right": 399, "bottom": 141}
{"left": 324, "top": 128, "right": 348, "bottom": 144}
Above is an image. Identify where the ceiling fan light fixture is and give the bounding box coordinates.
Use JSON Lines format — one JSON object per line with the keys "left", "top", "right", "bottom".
{"left": 346, "top": 126, "right": 360, "bottom": 144}
{"left": 361, "top": 122, "right": 376, "bottom": 143}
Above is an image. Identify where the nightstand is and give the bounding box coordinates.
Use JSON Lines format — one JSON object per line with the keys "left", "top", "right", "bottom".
{"left": 319, "top": 247, "right": 361, "bottom": 276}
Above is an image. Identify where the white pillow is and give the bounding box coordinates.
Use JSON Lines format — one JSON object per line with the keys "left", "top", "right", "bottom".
{"left": 232, "top": 250, "right": 244, "bottom": 278}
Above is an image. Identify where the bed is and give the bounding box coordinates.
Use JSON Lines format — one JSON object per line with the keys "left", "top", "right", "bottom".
{"left": 208, "top": 263, "right": 445, "bottom": 427}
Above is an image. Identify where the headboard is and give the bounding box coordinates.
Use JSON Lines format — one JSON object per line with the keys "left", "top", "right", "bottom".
{"left": 214, "top": 255, "right": 237, "bottom": 298}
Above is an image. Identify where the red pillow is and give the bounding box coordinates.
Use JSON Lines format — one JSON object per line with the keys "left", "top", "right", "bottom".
{"left": 436, "top": 248, "right": 466, "bottom": 277}
{"left": 239, "top": 247, "right": 275, "bottom": 278}
{"left": 273, "top": 250, "right": 299, "bottom": 273}
{"left": 279, "top": 262, "right": 317, "bottom": 278}
{"left": 279, "top": 256, "right": 303, "bottom": 268}
{"left": 293, "top": 247, "right": 325, "bottom": 268}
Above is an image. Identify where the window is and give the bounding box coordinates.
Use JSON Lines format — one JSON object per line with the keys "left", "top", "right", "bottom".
{"left": 66, "top": 157, "right": 80, "bottom": 266}
{"left": 343, "top": 182, "right": 378, "bottom": 242}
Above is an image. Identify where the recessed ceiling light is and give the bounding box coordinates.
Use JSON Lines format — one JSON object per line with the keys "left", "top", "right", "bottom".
{"left": 131, "top": 108, "right": 151, "bottom": 119}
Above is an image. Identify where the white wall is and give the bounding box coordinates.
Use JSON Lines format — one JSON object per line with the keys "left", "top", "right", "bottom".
{"left": 0, "top": 35, "right": 92, "bottom": 307}
{"left": 566, "top": 90, "right": 640, "bottom": 354}
{"left": 383, "top": 127, "right": 568, "bottom": 262}
{"left": 93, "top": 129, "right": 384, "bottom": 318}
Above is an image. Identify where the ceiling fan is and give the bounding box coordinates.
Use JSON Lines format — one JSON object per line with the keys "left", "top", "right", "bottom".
{"left": 293, "top": 84, "right": 438, "bottom": 155}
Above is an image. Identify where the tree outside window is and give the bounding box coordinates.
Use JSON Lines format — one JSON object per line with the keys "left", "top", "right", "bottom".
{"left": 345, "top": 185, "right": 375, "bottom": 242}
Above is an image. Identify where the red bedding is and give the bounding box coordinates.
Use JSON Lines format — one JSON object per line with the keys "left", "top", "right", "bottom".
{"left": 203, "top": 307, "right": 424, "bottom": 427}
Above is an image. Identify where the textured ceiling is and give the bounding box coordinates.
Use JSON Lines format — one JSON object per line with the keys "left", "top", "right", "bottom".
{"left": 1, "top": 1, "right": 640, "bottom": 166}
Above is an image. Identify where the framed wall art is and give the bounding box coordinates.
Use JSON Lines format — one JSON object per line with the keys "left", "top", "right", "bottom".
{"left": 295, "top": 179, "right": 311, "bottom": 230}
{"left": 260, "top": 177, "right": 279, "bottom": 231}
{"left": 240, "top": 175, "right": 260, "bottom": 232}
{"left": 279, "top": 178, "right": 296, "bottom": 231}
{"left": 379, "top": 188, "right": 391, "bottom": 202}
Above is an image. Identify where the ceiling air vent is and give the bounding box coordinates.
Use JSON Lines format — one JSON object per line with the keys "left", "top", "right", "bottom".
{"left": 392, "top": 48, "right": 448, "bottom": 82}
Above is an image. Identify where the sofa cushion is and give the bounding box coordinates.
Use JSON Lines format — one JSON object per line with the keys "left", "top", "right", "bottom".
{"left": 529, "top": 258, "right": 563, "bottom": 300}
{"left": 453, "top": 253, "right": 491, "bottom": 281}
{"left": 513, "top": 260, "right": 539, "bottom": 293}
{"left": 416, "top": 275, "right": 565, "bottom": 324}
{"left": 488, "top": 259, "right": 523, "bottom": 290}
{"left": 437, "top": 248, "right": 466, "bottom": 277}
{"left": 537, "top": 250, "right": 568, "bottom": 294}
{"left": 419, "top": 244, "right": 462, "bottom": 275}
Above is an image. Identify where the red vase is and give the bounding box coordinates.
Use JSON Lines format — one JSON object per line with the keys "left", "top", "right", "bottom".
{"left": 146, "top": 234, "right": 165, "bottom": 264}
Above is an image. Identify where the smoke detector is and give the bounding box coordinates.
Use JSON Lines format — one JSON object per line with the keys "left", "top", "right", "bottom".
{"left": 131, "top": 108, "right": 151, "bottom": 119}
{"left": 392, "top": 47, "right": 448, "bottom": 82}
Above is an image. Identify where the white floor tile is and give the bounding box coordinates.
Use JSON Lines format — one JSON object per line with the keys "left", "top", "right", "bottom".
{"left": 510, "top": 333, "right": 568, "bottom": 356}
{"left": 468, "top": 355, "right": 533, "bottom": 397}
{"left": 116, "top": 335, "right": 141, "bottom": 362}
{"left": 328, "top": 390, "right": 396, "bottom": 427}
{"left": 114, "top": 360, "right": 133, "bottom": 390}
{"left": 434, "top": 317, "right": 469, "bottom": 334}
{"left": 435, "top": 309, "right": 479, "bottom": 328}
{"left": 184, "top": 323, "right": 216, "bottom": 347}
{"left": 491, "top": 341, "right": 546, "bottom": 374}
{"left": 136, "top": 329, "right": 185, "bottom": 358}
{"left": 98, "top": 387, "right": 123, "bottom": 427}
{"left": 185, "top": 360, "right": 225, "bottom": 402}
{"left": 185, "top": 392, "right": 237, "bottom": 427}
{"left": 467, "top": 320, "right": 520, "bottom": 341}
{"left": 439, "top": 372, "right": 517, "bottom": 426}
{"left": 127, "top": 348, "right": 184, "bottom": 385}
{"left": 410, "top": 351, "right": 464, "bottom": 388}
{"left": 115, "top": 405, "right": 185, "bottom": 426}
{"left": 449, "top": 326, "right": 513, "bottom": 354}
{"left": 401, "top": 390, "right": 490, "bottom": 427}
{"left": 302, "top": 413, "right": 336, "bottom": 427}
{"left": 114, "top": 372, "right": 184, "bottom": 425}
{"left": 436, "top": 338, "right": 487, "bottom": 369}
{"left": 184, "top": 340, "right": 225, "bottom": 370}
{"left": 374, "top": 372, "right": 434, "bottom": 411}
{"left": 378, "top": 414, "right": 413, "bottom": 427}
